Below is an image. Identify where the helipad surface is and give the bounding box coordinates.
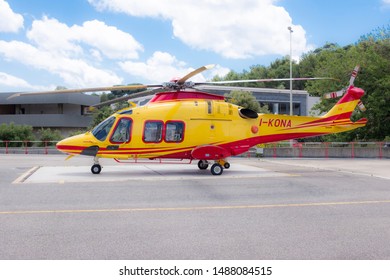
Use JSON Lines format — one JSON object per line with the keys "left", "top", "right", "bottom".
{"left": 2, "top": 155, "right": 390, "bottom": 260}
{"left": 16, "top": 163, "right": 293, "bottom": 184}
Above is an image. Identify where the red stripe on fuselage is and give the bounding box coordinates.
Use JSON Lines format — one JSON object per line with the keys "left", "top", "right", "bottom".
{"left": 56, "top": 145, "right": 86, "bottom": 152}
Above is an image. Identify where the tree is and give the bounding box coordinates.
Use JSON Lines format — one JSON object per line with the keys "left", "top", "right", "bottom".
{"left": 298, "top": 29, "right": 390, "bottom": 141}
{"left": 90, "top": 106, "right": 114, "bottom": 129}
{"left": 90, "top": 85, "right": 148, "bottom": 129}
{"left": 211, "top": 24, "right": 389, "bottom": 141}
{"left": 225, "top": 90, "right": 269, "bottom": 113}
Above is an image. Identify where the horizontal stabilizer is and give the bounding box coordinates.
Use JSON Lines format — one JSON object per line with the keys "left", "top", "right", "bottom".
{"left": 333, "top": 118, "right": 367, "bottom": 128}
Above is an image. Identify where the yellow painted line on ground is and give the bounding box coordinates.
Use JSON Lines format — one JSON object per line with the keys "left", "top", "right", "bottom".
{"left": 1, "top": 200, "right": 390, "bottom": 215}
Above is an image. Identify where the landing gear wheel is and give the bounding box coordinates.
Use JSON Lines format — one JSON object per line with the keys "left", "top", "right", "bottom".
{"left": 91, "top": 164, "right": 102, "bottom": 174}
{"left": 198, "top": 160, "right": 209, "bottom": 170}
{"left": 211, "top": 163, "right": 223, "bottom": 175}
{"left": 223, "top": 162, "right": 230, "bottom": 169}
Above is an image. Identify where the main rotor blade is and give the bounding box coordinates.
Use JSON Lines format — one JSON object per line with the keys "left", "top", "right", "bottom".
{"left": 91, "top": 89, "right": 158, "bottom": 108}
{"left": 197, "top": 77, "right": 336, "bottom": 85}
{"left": 7, "top": 84, "right": 161, "bottom": 99}
{"left": 177, "top": 64, "right": 215, "bottom": 85}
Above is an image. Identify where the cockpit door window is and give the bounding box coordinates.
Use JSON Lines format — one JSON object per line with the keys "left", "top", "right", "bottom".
{"left": 110, "top": 118, "right": 133, "bottom": 143}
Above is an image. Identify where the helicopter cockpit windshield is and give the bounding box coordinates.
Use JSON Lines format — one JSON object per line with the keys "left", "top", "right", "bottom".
{"left": 92, "top": 116, "right": 115, "bottom": 141}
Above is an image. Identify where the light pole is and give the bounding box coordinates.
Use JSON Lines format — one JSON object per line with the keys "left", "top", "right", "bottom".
{"left": 287, "top": 26, "right": 293, "bottom": 115}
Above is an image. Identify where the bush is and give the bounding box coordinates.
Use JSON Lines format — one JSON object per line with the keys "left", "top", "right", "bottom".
{"left": 68, "top": 129, "right": 87, "bottom": 137}
{"left": 37, "top": 128, "right": 62, "bottom": 147}
{"left": 0, "top": 123, "right": 35, "bottom": 147}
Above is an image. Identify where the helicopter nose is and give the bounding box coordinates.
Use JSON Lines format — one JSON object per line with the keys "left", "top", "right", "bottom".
{"left": 56, "top": 133, "right": 94, "bottom": 155}
{"left": 56, "top": 135, "right": 82, "bottom": 155}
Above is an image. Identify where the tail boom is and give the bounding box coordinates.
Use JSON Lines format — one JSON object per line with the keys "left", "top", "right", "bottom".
{"left": 250, "top": 86, "right": 367, "bottom": 145}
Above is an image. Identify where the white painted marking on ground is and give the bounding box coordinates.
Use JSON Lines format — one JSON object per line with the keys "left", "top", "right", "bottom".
{"left": 13, "top": 166, "right": 41, "bottom": 184}
{"left": 20, "top": 163, "right": 292, "bottom": 184}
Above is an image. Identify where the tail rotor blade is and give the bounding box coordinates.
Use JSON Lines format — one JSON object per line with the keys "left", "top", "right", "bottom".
{"left": 349, "top": 65, "right": 359, "bottom": 86}
{"left": 324, "top": 89, "right": 345, "bottom": 99}
{"left": 323, "top": 66, "right": 360, "bottom": 99}
{"left": 357, "top": 100, "right": 366, "bottom": 112}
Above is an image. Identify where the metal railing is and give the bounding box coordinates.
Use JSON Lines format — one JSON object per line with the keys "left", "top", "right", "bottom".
{"left": 258, "top": 142, "right": 389, "bottom": 159}
{"left": 1, "top": 140, "right": 389, "bottom": 158}
{"left": 0, "top": 140, "right": 60, "bottom": 154}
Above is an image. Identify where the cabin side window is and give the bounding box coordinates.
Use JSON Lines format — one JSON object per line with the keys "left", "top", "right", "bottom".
{"left": 92, "top": 116, "right": 116, "bottom": 141}
{"left": 110, "top": 118, "right": 132, "bottom": 143}
{"left": 143, "top": 121, "right": 163, "bottom": 143}
{"left": 165, "top": 121, "right": 185, "bottom": 142}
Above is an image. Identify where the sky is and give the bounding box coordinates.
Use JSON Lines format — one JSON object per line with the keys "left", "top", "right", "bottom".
{"left": 0, "top": 0, "right": 389, "bottom": 92}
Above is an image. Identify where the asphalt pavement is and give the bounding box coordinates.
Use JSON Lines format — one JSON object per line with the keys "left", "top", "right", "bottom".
{"left": 0, "top": 155, "right": 390, "bottom": 259}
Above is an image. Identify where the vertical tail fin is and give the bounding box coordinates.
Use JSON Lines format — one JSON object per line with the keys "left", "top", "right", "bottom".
{"left": 322, "top": 86, "right": 365, "bottom": 121}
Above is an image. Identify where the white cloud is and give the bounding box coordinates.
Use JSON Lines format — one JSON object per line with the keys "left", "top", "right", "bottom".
{"left": 88, "top": 0, "right": 313, "bottom": 59}
{"left": 27, "top": 17, "right": 83, "bottom": 57}
{"left": 0, "top": 14, "right": 146, "bottom": 88}
{"left": 27, "top": 16, "right": 143, "bottom": 60}
{"left": 72, "top": 20, "right": 143, "bottom": 60}
{"left": 209, "top": 65, "right": 231, "bottom": 80}
{"left": 0, "top": 72, "right": 55, "bottom": 91}
{"left": 119, "top": 51, "right": 192, "bottom": 83}
{"left": 0, "top": 0, "right": 24, "bottom": 33}
{"left": 382, "top": 0, "right": 390, "bottom": 6}
{"left": 0, "top": 72, "right": 34, "bottom": 89}
{"left": 119, "top": 51, "right": 229, "bottom": 83}
{"left": 0, "top": 40, "right": 123, "bottom": 87}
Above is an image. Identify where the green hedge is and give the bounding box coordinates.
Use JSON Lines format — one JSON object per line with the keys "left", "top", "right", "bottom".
{"left": 0, "top": 123, "right": 35, "bottom": 147}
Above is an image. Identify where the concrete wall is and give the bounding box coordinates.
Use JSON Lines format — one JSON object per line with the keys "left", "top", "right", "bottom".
{"left": 263, "top": 146, "right": 390, "bottom": 159}
{"left": 0, "top": 114, "right": 93, "bottom": 128}
{"left": 0, "top": 92, "right": 99, "bottom": 133}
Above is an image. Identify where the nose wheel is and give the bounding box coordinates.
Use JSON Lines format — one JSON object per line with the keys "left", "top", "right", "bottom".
{"left": 91, "top": 157, "right": 102, "bottom": 174}
{"left": 91, "top": 164, "right": 102, "bottom": 174}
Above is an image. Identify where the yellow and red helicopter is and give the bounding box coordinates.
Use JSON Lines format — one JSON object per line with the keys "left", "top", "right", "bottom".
{"left": 11, "top": 65, "right": 367, "bottom": 175}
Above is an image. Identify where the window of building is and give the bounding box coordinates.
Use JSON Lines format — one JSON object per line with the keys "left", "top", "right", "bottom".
{"left": 266, "top": 102, "right": 301, "bottom": 115}
{"left": 165, "top": 121, "right": 185, "bottom": 142}
{"left": 293, "top": 103, "right": 301, "bottom": 115}
{"left": 279, "top": 103, "right": 289, "bottom": 115}
{"left": 143, "top": 121, "right": 163, "bottom": 143}
{"left": 110, "top": 118, "right": 132, "bottom": 143}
